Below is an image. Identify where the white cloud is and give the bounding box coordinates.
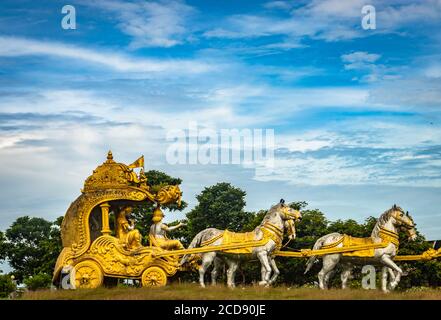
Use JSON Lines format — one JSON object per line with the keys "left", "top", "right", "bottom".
{"left": 378, "top": 0, "right": 441, "bottom": 30}
{"left": 0, "top": 36, "right": 213, "bottom": 74}
{"left": 424, "top": 64, "right": 441, "bottom": 79}
{"left": 341, "top": 51, "right": 381, "bottom": 70}
{"left": 203, "top": 0, "right": 365, "bottom": 42}
{"left": 263, "top": 1, "right": 293, "bottom": 11}
{"left": 368, "top": 77, "right": 441, "bottom": 108}
{"left": 302, "top": 0, "right": 367, "bottom": 18}
{"left": 84, "top": 0, "right": 196, "bottom": 48}
{"left": 254, "top": 122, "right": 441, "bottom": 187}
{"left": 204, "top": 0, "right": 441, "bottom": 45}
{"left": 340, "top": 51, "right": 415, "bottom": 84}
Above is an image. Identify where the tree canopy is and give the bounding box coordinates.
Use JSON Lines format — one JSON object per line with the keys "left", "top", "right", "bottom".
{"left": 0, "top": 231, "right": 6, "bottom": 262}
{"left": 4, "top": 216, "right": 61, "bottom": 281}
{"left": 186, "top": 182, "right": 254, "bottom": 239}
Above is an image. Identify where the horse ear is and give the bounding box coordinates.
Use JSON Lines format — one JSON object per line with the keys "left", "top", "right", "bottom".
{"left": 280, "top": 199, "right": 285, "bottom": 204}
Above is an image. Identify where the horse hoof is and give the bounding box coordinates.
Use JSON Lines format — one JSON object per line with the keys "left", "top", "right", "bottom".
{"left": 258, "top": 281, "right": 267, "bottom": 286}
{"left": 389, "top": 282, "right": 398, "bottom": 290}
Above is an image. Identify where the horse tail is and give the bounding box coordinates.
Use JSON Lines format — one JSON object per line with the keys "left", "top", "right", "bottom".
{"left": 179, "top": 230, "right": 205, "bottom": 266}
{"left": 304, "top": 233, "right": 339, "bottom": 274}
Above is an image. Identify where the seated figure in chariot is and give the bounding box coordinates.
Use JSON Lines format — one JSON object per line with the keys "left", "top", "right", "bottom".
{"left": 149, "top": 206, "right": 186, "bottom": 250}
{"left": 116, "top": 206, "right": 142, "bottom": 250}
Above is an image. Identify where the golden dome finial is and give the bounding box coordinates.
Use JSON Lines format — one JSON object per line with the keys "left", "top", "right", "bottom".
{"left": 107, "top": 150, "right": 113, "bottom": 160}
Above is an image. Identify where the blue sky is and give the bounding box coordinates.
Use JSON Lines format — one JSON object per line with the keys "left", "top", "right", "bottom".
{"left": 1, "top": 0, "right": 441, "bottom": 245}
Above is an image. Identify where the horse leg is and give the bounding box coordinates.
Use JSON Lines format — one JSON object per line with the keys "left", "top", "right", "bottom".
{"left": 199, "top": 252, "right": 215, "bottom": 288}
{"left": 387, "top": 267, "right": 397, "bottom": 291}
{"left": 318, "top": 254, "right": 340, "bottom": 290}
{"left": 340, "top": 263, "right": 353, "bottom": 289}
{"left": 390, "top": 271, "right": 401, "bottom": 290}
{"left": 268, "top": 257, "right": 280, "bottom": 285}
{"left": 381, "top": 267, "right": 390, "bottom": 293}
{"left": 257, "top": 252, "right": 272, "bottom": 286}
{"left": 226, "top": 259, "right": 239, "bottom": 288}
{"left": 211, "top": 257, "right": 222, "bottom": 286}
{"left": 380, "top": 255, "right": 402, "bottom": 291}
{"left": 324, "top": 269, "right": 336, "bottom": 288}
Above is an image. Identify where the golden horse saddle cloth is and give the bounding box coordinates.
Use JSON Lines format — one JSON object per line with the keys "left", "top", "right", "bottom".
{"left": 222, "top": 230, "right": 258, "bottom": 244}
{"left": 219, "top": 230, "right": 262, "bottom": 254}
{"left": 322, "top": 235, "right": 376, "bottom": 258}
{"left": 201, "top": 230, "right": 263, "bottom": 254}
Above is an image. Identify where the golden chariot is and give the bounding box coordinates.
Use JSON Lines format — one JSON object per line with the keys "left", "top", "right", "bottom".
{"left": 53, "top": 151, "right": 184, "bottom": 289}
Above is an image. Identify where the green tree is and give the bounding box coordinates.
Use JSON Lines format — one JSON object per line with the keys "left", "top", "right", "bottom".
{"left": 0, "top": 273, "right": 15, "bottom": 298}
{"left": 288, "top": 201, "right": 308, "bottom": 211}
{"left": 5, "top": 216, "right": 61, "bottom": 281}
{"left": 40, "top": 216, "right": 63, "bottom": 276}
{"left": 23, "top": 272, "right": 52, "bottom": 291}
{"left": 186, "top": 183, "right": 254, "bottom": 239}
{"left": 0, "top": 231, "right": 6, "bottom": 262}
{"left": 362, "top": 216, "right": 377, "bottom": 235}
{"left": 328, "top": 219, "right": 367, "bottom": 237}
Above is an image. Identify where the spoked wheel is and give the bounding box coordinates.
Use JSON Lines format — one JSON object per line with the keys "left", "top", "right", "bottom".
{"left": 71, "top": 260, "right": 104, "bottom": 289}
{"left": 141, "top": 266, "right": 168, "bottom": 287}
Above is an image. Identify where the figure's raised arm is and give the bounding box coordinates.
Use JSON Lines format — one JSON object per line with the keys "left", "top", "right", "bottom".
{"left": 162, "top": 221, "right": 186, "bottom": 232}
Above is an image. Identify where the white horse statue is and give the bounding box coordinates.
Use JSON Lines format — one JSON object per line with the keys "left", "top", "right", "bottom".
{"left": 305, "top": 205, "right": 417, "bottom": 292}
{"left": 180, "top": 199, "right": 302, "bottom": 288}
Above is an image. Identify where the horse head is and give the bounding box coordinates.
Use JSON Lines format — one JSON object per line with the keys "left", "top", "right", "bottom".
{"left": 276, "top": 199, "right": 302, "bottom": 240}
{"left": 390, "top": 204, "right": 417, "bottom": 241}
{"left": 276, "top": 199, "right": 302, "bottom": 222}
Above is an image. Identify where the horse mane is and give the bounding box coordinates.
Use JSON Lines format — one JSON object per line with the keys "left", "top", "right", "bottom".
{"left": 371, "top": 206, "right": 403, "bottom": 237}
{"left": 258, "top": 203, "right": 281, "bottom": 227}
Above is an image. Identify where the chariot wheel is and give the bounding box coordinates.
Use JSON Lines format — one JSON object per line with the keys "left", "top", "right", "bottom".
{"left": 71, "top": 260, "right": 103, "bottom": 289}
{"left": 141, "top": 266, "right": 168, "bottom": 287}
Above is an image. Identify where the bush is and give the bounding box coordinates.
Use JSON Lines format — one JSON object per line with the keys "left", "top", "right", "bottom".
{"left": 24, "top": 273, "right": 52, "bottom": 291}
{"left": 0, "top": 274, "right": 16, "bottom": 298}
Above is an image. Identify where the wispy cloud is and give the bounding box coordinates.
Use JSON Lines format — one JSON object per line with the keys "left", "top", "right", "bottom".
{"left": 341, "top": 51, "right": 381, "bottom": 70}
{"left": 341, "top": 51, "right": 385, "bottom": 83}
{"left": 256, "top": 120, "right": 441, "bottom": 187}
{"left": 263, "top": 1, "right": 293, "bottom": 11}
{"left": 0, "top": 36, "right": 213, "bottom": 74}
{"left": 203, "top": 0, "right": 366, "bottom": 42}
{"left": 82, "top": 0, "right": 196, "bottom": 48}
{"left": 204, "top": 0, "right": 441, "bottom": 46}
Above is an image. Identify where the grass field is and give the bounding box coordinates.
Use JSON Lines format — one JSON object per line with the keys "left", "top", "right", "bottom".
{"left": 19, "top": 284, "right": 441, "bottom": 300}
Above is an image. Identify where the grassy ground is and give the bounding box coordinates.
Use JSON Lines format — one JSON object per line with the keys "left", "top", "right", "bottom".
{"left": 19, "top": 284, "right": 441, "bottom": 300}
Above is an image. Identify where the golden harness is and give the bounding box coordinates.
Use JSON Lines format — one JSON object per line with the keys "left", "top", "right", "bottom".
{"left": 320, "top": 227, "right": 400, "bottom": 258}
{"left": 199, "top": 222, "right": 284, "bottom": 254}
